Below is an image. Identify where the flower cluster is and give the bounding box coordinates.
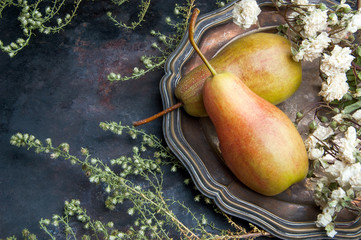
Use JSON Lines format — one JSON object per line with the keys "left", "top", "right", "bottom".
{"left": 233, "top": 0, "right": 361, "bottom": 237}
{"left": 284, "top": 0, "right": 360, "bottom": 103}
{"left": 233, "top": 0, "right": 361, "bottom": 103}
{"left": 0, "top": 0, "right": 81, "bottom": 57}
{"left": 305, "top": 122, "right": 361, "bottom": 237}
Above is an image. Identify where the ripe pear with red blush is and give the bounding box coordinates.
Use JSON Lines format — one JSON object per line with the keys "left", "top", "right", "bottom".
{"left": 190, "top": 9, "right": 308, "bottom": 196}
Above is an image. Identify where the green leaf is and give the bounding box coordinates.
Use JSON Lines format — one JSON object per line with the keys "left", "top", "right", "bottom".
{"left": 343, "top": 100, "right": 361, "bottom": 114}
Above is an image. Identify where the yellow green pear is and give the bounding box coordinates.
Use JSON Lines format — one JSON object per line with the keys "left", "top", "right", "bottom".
{"left": 175, "top": 32, "right": 302, "bottom": 117}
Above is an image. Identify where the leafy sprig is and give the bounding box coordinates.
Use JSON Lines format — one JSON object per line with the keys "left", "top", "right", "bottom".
{"left": 107, "top": 0, "right": 197, "bottom": 82}
{"left": 7, "top": 122, "right": 271, "bottom": 239}
{"left": 106, "top": 0, "right": 151, "bottom": 30}
{"left": 0, "top": 0, "right": 82, "bottom": 57}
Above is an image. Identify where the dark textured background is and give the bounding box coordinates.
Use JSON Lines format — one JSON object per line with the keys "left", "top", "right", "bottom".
{"left": 1, "top": 0, "right": 357, "bottom": 238}
{"left": 0, "top": 0, "right": 273, "bottom": 239}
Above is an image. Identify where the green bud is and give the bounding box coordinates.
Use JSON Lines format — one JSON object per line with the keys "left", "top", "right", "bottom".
{"left": 107, "top": 221, "right": 114, "bottom": 228}
{"left": 343, "top": 5, "right": 351, "bottom": 13}
{"left": 296, "top": 111, "right": 303, "bottom": 119}
{"left": 330, "top": 120, "right": 338, "bottom": 129}
{"left": 308, "top": 120, "right": 318, "bottom": 131}
{"left": 159, "top": 35, "right": 166, "bottom": 42}
{"left": 318, "top": 3, "right": 327, "bottom": 10}
{"left": 81, "top": 147, "right": 89, "bottom": 155}
{"left": 333, "top": 108, "right": 340, "bottom": 114}
{"left": 165, "top": 17, "right": 171, "bottom": 23}
{"left": 174, "top": 8, "right": 180, "bottom": 15}
{"left": 339, "top": 125, "right": 347, "bottom": 132}
{"left": 342, "top": 93, "right": 352, "bottom": 101}
{"left": 320, "top": 116, "right": 329, "bottom": 123}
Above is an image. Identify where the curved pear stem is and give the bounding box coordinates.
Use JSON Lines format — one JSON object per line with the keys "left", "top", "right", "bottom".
{"left": 132, "top": 8, "right": 212, "bottom": 127}
{"left": 133, "top": 102, "right": 183, "bottom": 127}
{"left": 189, "top": 8, "right": 217, "bottom": 77}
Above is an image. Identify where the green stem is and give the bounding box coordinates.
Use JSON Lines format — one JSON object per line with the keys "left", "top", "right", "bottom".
{"left": 188, "top": 8, "right": 217, "bottom": 76}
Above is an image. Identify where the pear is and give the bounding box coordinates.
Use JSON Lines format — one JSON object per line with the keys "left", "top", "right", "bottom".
{"left": 190, "top": 9, "right": 308, "bottom": 196}
{"left": 175, "top": 32, "right": 302, "bottom": 117}
{"left": 133, "top": 20, "right": 302, "bottom": 126}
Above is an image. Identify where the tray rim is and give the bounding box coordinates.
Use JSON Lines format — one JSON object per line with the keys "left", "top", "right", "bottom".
{"left": 159, "top": 0, "right": 361, "bottom": 239}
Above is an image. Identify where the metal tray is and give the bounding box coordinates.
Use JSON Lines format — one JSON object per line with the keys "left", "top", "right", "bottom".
{"left": 160, "top": 0, "right": 361, "bottom": 239}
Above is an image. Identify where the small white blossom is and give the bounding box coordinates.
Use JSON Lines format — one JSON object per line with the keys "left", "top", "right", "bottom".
{"left": 330, "top": 187, "right": 346, "bottom": 201}
{"left": 332, "top": 113, "right": 344, "bottom": 124}
{"left": 321, "top": 153, "right": 336, "bottom": 163}
{"left": 338, "top": 162, "right": 361, "bottom": 189}
{"left": 325, "top": 160, "right": 346, "bottom": 179}
{"left": 336, "top": 0, "right": 351, "bottom": 12}
{"left": 352, "top": 109, "right": 361, "bottom": 123}
{"left": 316, "top": 206, "right": 335, "bottom": 227}
{"left": 294, "top": 32, "right": 331, "bottom": 62}
{"left": 319, "top": 72, "right": 349, "bottom": 102}
{"left": 291, "top": 0, "right": 308, "bottom": 5}
{"left": 302, "top": 8, "right": 328, "bottom": 38}
{"left": 338, "top": 126, "right": 360, "bottom": 163}
{"left": 347, "top": 12, "right": 361, "bottom": 33}
{"left": 320, "top": 46, "right": 354, "bottom": 76}
{"left": 304, "top": 126, "right": 334, "bottom": 149}
{"left": 327, "top": 228, "right": 337, "bottom": 238}
{"left": 232, "top": 0, "right": 261, "bottom": 29}
{"left": 308, "top": 148, "right": 325, "bottom": 160}
{"left": 328, "top": 13, "right": 338, "bottom": 25}
{"left": 348, "top": 163, "right": 361, "bottom": 191}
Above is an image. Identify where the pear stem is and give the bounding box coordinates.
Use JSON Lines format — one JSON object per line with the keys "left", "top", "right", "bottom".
{"left": 189, "top": 8, "right": 217, "bottom": 77}
{"left": 133, "top": 102, "right": 183, "bottom": 127}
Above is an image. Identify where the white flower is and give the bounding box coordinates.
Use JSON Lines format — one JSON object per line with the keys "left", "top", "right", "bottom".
{"left": 302, "top": 8, "right": 328, "bottom": 38}
{"left": 336, "top": 0, "right": 352, "bottom": 12}
{"left": 291, "top": 0, "right": 308, "bottom": 5}
{"left": 321, "top": 153, "right": 336, "bottom": 163}
{"left": 330, "top": 187, "right": 346, "bottom": 201}
{"left": 319, "top": 72, "right": 349, "bottom": 102}
{"left": 327, "top": 228, "right": 337, "bottom": 238}
{"left": 337, "top": 162, "right": 361, "bottom": 188}
{"left": 294, "top": 32, "right": 331, "bottom": 62}
{"left": 320, "top": 46, "right": 354, "bottom": 76}
{"left": 325, "top": 160, "right": 346, "bottom": 179}
{"left": 330, "top": 13, "right": 353, "bottom": 43}
{"left": 332, "top": 113, "right": 344, "bottom": 124}
{"left": 328, "top": 13, "right": 338, "bottom": 25}
{"left": 338, "top": 126, "right": 360, "bottom": 163}
{"left": 304, "top": 126, "right": 334, "bottom": 149}
{"left": 349, "top": 163, "right": 361, "bottom": 191}
{"left": 232, "top": 0, "right": 261, "bottom": 29}
{"left": 352, "top": 109, "right": 361, "bottom": 123}
{"left": 347, "top": 12, "right": 361, "bottom": 33}
{"left": 308, "top": 148, "right": 325, "bottom": 160}
{"left": 316, "top": 206, "right": 335, "bottom": 227}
